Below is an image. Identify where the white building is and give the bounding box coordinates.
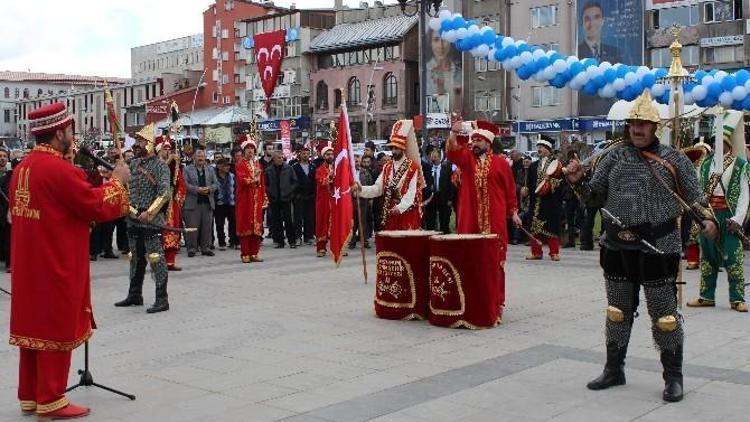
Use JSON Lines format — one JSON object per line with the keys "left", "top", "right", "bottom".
{"left": 131, "top": 34, "right": 205, "bottom": 79}
{"left": 0, "top": 71, "right": 127, "bottom": 137}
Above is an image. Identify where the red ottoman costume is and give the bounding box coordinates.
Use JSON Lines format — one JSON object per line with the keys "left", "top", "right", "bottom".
{"left": 156, "top": 138, "right": 186, "bottom": 270}
{"left": 9, "top": 103, "right": 129, "bottom": 419}
{"left": 359, "top": 120, "right": 423, "bottom": 230}
{"left": 235, "top": 138, "right": 266, "bottom": 263}
{"left": 446, "top": 121, "right": 520, "bottom": 322}
{"left": 315, "top": 145, "right": 333, "bottom": 256}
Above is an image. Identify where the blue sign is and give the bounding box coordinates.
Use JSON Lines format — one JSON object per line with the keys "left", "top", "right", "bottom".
{"left": 578, "top": 119, "right": 625, "bottom": 131}
{"left": 286, "top": 27, "right": 300, "bottom": 42}
{"left": 258, "top": 116, "right": 310, "bottom": 132}
{"left": 242, "top": 37, "right": 254, "bottom": 50}
{"left": 516, "top": 119, "right": 578, "bottom": 133}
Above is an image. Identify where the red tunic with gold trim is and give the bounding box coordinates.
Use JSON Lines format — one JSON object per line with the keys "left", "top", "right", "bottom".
{"left": 360, "top": 158, "right": 423, "bottom": 230}
{"left": 447, "top": 148, "right": 517, "bottom": 263}
{"left": 235, "top": 158, "right": 266, "bottom": 237}
{"left": 315, "top": 164, "right": 332, "bottom": 244}
{"left": 162, "top": 160, "right": 186, "bottom": 251}
{"left": 9, "top": 145, "right": 129, "bottom": 351}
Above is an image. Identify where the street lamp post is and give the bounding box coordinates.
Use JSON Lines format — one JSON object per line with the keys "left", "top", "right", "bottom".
{"left": 364, "top": 60, "right": 384, "bottom": 143}
{"left": 397, "top": 0, "right": 443, "bottom": 149}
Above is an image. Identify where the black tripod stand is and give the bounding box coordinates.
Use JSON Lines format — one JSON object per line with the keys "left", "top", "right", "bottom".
{"left": 66, "top": 341, "right": 136, "bottom": 400}
{"left": 0, "top": 286, "right": 9, "bottom": 296}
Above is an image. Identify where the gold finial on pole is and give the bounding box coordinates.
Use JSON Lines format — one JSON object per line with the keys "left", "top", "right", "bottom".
{"left": 667, "top": 25, "right": 688, "bottom": 78}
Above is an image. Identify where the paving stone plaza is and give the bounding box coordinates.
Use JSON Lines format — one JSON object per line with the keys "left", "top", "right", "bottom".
{"left": 1, "top": 244, "right": 749, "bottom": 421}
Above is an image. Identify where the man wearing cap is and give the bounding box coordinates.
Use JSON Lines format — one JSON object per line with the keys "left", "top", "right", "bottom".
{"left": 353, "top": 120, "right": 423, "bottom": 230}
{"left": 235, "top": 137, "right": 266, "bottom": 263}
{"left": 156, "top": 136, "right": 186, "bottom": 271}
{"left": 688, "top": 111, "right": 749, "bottom": 313}
{"left": 315, "top": 144, "right": 334, "bottom": 257}
{"left": 9, "top": 102, "right": 130, "bottom": 419}
{"left": 526, "top": 134, "right": 564, "bottom": 261}
{"left": 114, "top": 123, "right": 172, "bottom": 314}
{"left": 566, "top": 91, "right": 718, "bottom": 402}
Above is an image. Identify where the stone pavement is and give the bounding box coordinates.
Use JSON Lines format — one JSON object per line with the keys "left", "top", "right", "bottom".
{"left": 1, "top": 243, "right": 749, "bottom": 421}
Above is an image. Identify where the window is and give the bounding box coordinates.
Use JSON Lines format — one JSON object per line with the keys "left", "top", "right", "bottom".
{"left": 704, "top": 1, "right": 716, "bottom": 23}
{"left": 222, "top": 51, "right": 229, "bottom": 61}
{"left": 4, "top": 110, "right": 10, "bottom": 123}
{"left": 222, "top": 74, "right": 229, "bottom": 84}
{"left": 653, "top": 5, "right": 699, "bottom": 29}
{"left": 531, "top": 5, "right": 558, "bottom": 28}
{"left": 224, "top": 96, "right": 231, "bottom": 105}
{"left": 347, "top": 77, "right": 361, "bottom": 105}
{"left": 705, "top": 45, "right": 743, "bottom": 64}
{"left": 212, "top": 92, "right": 219, "bottom": 103}
{"left": 36, "top": 88, "right": 43, "bottom": 97}
{"left": 23, "top": 88, "right": 29, "bottom": 99}
{"left": 531, "top": 86, "right": 560, "bottom": 107}
{"left": 334, "top": 89, "right": 342, "bottom": 109}
{"left": 650, "top": 45, "right": 699, "bottom": 67}
{"left": 222, "top": 29, "right": 229, "bottom": 39}
{"left": 3, "top": 87, "right": 9, "bottom": 98}
{"left": 316, "top": 81, "right": 328, "bottom": 110}
{"left": 384, "top": 73, "right": 398, "bottom": 106}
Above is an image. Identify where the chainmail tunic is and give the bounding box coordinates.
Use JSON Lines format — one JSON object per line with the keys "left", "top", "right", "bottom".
{"left": 128, "top": 155, "right": 171, "bottom": 228}
{"left": 581, "top": 142, "right": 705, "bottom": 255}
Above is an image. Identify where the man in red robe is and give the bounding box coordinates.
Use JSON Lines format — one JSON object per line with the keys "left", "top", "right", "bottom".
{"left": 315, "top": 145, "right": 334, "bottom": 257}
{"left": 446, "top": 118, "right": 521, "bottom": 322}
{"left": 156, "top": 137, "right": 186, "bottom": 271}
{"left": 354, "top": 120, "right": 423, "bottom": 230}
{"left": 235, "top": 137, "right": 266, "bottom": 263}
{"left": 9, "top": 102, "right": 130, "bottom": 419}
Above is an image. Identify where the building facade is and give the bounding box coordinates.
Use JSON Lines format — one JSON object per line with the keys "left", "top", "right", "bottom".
{"left": 0, "top": 72, "right": 127, "bottom": 138}
{"left": 236, "top": 9, "right": 336, "bottom": 143}
{"left": 131, "top": 34, "right": 205, "bottom": 79}
{"left": 310, "top": 5, "right": 420, "bottom": 143}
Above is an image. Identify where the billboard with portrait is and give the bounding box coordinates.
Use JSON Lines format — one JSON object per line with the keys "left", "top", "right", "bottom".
{"left": 577, "top": 0, "right": 644, "bottom": 117}
{"left": 425, "top": 0, "right": 463, "bottom": 115}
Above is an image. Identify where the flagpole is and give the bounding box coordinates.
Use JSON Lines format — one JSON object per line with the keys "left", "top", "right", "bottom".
{"left": 355, "top": 192, "right": 368, "bottom": 284}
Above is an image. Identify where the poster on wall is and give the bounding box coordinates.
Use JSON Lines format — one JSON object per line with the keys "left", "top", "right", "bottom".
{"left": 577, "top": 0, "right": 643, "bottom": 117}
{"left": 280, "top": 120, "right": 291, "bottom": 159}
{"left": 425, "top": 0, "right": 463, "bottom": 115}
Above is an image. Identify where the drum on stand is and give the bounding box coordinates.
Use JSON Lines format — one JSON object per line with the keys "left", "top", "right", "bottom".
{"left": 428, "top": 234, "right": 502, "bottom": 329}
{"left": 374, "top": 230, "right": 441, "bottom": 320}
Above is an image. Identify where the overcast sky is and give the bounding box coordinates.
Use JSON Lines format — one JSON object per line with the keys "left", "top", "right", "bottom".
{"left": 0, "top": 0, "right": 399, "bottom": 78}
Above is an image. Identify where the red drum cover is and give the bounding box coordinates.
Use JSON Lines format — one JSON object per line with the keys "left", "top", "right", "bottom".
{"left": 545, "top": 159, "right": 563, "bottom": 179}
{"left": 429, "top": 234, "right": 502, "bottom": 329}
{"left": 374, "top": 230, "right": 441, "bottom": 320}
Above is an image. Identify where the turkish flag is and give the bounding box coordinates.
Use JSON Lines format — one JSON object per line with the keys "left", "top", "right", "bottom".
{"left": 329, "top": 103, "right": 355, "bottom": 266}
{"left": 254, "top": 29, "right": 286, "bottom": 111}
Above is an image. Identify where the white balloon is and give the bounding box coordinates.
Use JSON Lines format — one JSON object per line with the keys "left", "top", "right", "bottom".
{"left": 543, "top": 67, "right": 557, "bottom": 80}
{"left": 684, "top": 92, "right": 695, "bottom": 105}
{"left": 502, "top": 59, "right": 512, "bottom": 69}
{"left": 651, "top": 84, "right": 666, "bottom": 97}
{"left": 715, "top": 70, "right": 728, "bottom": 82}
{"left": 624, "top": 73, "right": 637, "bottom": 85}
{"left": 613, "top": 78, "right": 626, "bottom": 91}
{"left": 691, "top": 84, "right": 707, "bottom": 101}
{"left": 719, "top": 91, "right": 734, "bottom": 106}
{"left": 532, "top": 49, "right": 545, "bottom": 60}
{"left": 488, "top": 48, "right": 498, "bottom": 62}
{"left": 602, "top": 85, "right": 616, "bottom": 98}
{"left": 731, "top": 85, "right": 747, "bottom": 101}
{"left": 553, "top": 59, "right": 567, "bottom": 73}
{"left": 515, "top": 40, "right": 524, "bottom": 47}
{"left": 702, "top": 75, "right": 714, "bottom": 86}
{"left": 533, "top": 71, "right": 546, "bottom": 82}
{"left": 467, "top": 25, "right": 480, "bottom": 35}
{"left": 429, "top": 17, "right": 441, "bottom": 32}
{"left": 745, "top": 80, "right": 750, "bottom": 92}
{"left": 636, "top": 66, "right": 650, "bottom": 78}
{"left": 585, "top": 66, "right": 598, "bottom": 79}
{"left": 566, "top": 56, "right": 579, "bottom": 65}
{"left": 456, "top": 27, "right": 468, "bottom": 40}
{"left": 475, "top": 44, "right": 490, "bottom": 57}
{"left": 599, "top": 61, "right": 612, "bottom": 70}
{"left": 501, "top": 37, "right": 514, "bottom": 48}
{"left": 443, "top": 30, "right": 457, "bottom": 43}
{"left": 509, "top": 56, "right": 522, "bottom": 69}
{"left": 438, "top": 9, "right": 451, "bottom": 21}
{"left": 520, "top": 51, "right": 533, "bottom": 64}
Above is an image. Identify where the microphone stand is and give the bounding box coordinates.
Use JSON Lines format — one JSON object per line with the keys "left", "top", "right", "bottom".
{"left": 66, "top": 340, "right": 135, "bottom": 400}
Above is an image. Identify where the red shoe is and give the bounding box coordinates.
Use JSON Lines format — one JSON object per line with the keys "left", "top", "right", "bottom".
{"left": 37, "top": 403, "right": 90, "bottom": 420}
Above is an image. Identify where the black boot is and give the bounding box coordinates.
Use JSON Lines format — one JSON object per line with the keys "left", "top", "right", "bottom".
{"left": 114, "top": 296, "right": 143, "bottom": 307}
{"left": 587, "top": 342, "right": 627, "bottom": 390}
{"left": 147, "top": 277, "right": 169, "bottom": 314}
{"left": 114, "top": 264, "right": 144, "bottom": 307}
{"left": 661, "top": 347, "right": 683, "bottom": 402}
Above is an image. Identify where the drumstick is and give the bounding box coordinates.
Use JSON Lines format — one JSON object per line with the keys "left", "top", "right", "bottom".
{"left": 355, "top": 193, "right": 368, "bottom": 284}
{"left": 517, "top": 225, "right": 543, "bottom": 247}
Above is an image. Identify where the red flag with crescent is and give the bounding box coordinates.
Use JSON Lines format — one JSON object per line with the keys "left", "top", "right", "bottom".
{"left": 253, "top": 29, "right": 286, "bottom": 112}
{"left": 330, "top": 103, "right": 355, "bottom": 266}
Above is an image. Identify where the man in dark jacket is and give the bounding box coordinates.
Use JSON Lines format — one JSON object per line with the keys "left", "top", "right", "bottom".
{"left": 422, "top": 147, "right": 454, "bottom": 233}
{"left": 265, "top": 151, "right": 298, "bottom": 248}
{"left": 292, "top": 147, "right": 316, "bottom": 245}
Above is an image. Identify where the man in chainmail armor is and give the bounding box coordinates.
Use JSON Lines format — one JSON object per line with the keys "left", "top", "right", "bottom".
{"left": 114, "top": 123, "right": 172, "bottom": 314}
{"left": 566, "top": 91, "right": 718, "bottom": 402}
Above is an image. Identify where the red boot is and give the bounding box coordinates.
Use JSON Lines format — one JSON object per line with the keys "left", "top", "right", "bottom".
{"left": 37, "top": 403, "right": 90, "bottom": 420}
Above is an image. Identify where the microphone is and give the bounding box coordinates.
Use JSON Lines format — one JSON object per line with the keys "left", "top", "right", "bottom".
{"left": 78, "top": 146, "right": 115, "bottom": 171}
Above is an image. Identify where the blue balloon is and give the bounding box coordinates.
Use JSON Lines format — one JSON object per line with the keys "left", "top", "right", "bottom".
{"left": 536, "top": 56, "right": 550, "bottom": 71}
{"left": 482, "top": 31, "right": 496, "bottom": 45}
{"left": 583, "top": 82, "right": 597, "bottom": 96}
{"left": 570, "top": 61, "right": 584, "bottom": 75}
{"left": 495, "top": 49, "right": 505, "bottom": 62}
{"left": 494, "top": 39, "right": 504, "bottom": 50}
{"left": 517, "top": 66, "right": 533, "bottom": 80}
{"left": 468, "top": 34, "right": 483, "bottom": 48}
{"left": 549, "top": 52, "right": 563, "bottom": 63}
{"left": 440, "top": 20, "right": 452, "bottom": 33}
{"left": 694, "top": 70, "right": 707, "bottom": 82}
{"left": 452, "top": 17, "right": 467, "bottom": 29}
{"left": 654, "top": 68, "right": 668, "bottom": 79}
{"left": 735, "top": 69, "right": 750, "bottom": 86}
{"left": 455, "top": 39, "right": 469, "bottom": 51}
{"left": 504, "top": 45, "right": 517, "bottom": 60}
{"left": 550, "top": 75, "right": 565, "bottom": 88}
{"left": 731, "top": 100, "right": 744, "bottom": 110}
{"left": 721, "top": 75, "right": 737, "bottom": 92}
{"left": 582, "top": 58, "right": 598, "bottom": 69}
{"left": 708, "top": 82, "right": 722, "bottom": 98}
{"left": 604, "top": 68, "right": 617, "bottom": 83}
{"left": 517, "top": 43, "right": 531, "bottom": 54}
{"left": 593, "top": 75, "right": 607, "bottom": 89}
{"left": 616, "top": 65, "right": 629, "bottom": 78}
{"left": 742, "top": 95, "right": 750, "bottom": 110}
{"left": 641, "top": 73, "right": 656, "bottom": 88}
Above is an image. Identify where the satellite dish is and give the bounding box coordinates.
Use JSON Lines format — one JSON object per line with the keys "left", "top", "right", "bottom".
{"left": 242, "top": 37, "right": 254, "bottom": 49}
